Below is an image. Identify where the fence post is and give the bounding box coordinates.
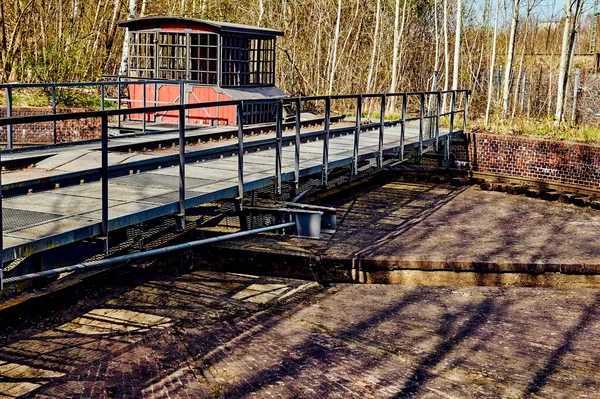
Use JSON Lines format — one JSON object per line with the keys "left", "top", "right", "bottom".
{"left": 463, "top": 91, "right": 469, "bottom": 132}
{"left": 237, "top": 102, "right": 244, "bottom": 199}
{"left": 275, "top": 100, "right": 283, "bottom": 196}
{"left": 117, "top": 77, "right": 122, "bottom": 129}
{"left": 353, "top": 95, "right": 362, "bottom": 175}
{"left": 101, "top": 113, "right": 109, "bottom": 255}
{"left": 6, "top": 87, "right": 13, "bottom": 150}
{"left": 419, "top": 93, "right": 425, "bottom": 158}
{"left": 178, "top": 103, "right": 186, "bottom": 229}
{"left": 378, "top": 95, "right": 385, "bottom": 168}
{"left": 143, "top": 81, "right": 147, "bottom": 134}
{"left": 0, "top": 151, "right": 3, "bottom": 290}
{"left": 449, "top": 91, "right": 456, "bottom": 135}
{"left": 322, "top": 97, "right": 331, "bottom": 186}
{"left": 52, "top": 86, "right": 57, "bottom": 145}
{"left": 101, "top": 84, "right": 105, "bottom": 111}
{"left": 572, "top": 68, "right": 580, "bottom": 123}
{"left": 400, "top": 93, "right": 407, "bottom": 161}
{"left": 435, "top": 92, "right": 441, "bottom": 152}
{"left": 294, "top": 98, "right": 301, "bottom": 191}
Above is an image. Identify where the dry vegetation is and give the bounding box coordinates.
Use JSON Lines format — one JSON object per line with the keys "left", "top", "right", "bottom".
{"left": 0, "top": 0, "right": 598, "bottom": 140}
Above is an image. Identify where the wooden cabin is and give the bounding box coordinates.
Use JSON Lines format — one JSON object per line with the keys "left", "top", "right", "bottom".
{"left": 118, "top": 16, "right": 285, "bottom": 125}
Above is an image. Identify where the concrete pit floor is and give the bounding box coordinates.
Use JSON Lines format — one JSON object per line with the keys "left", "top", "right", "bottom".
{"left": 1, "top": 179, "right": 600, "bottom": 397}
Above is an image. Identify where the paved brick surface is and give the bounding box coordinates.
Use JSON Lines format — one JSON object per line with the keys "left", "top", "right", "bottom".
{"left": 217, "top": 179, "right": 600, "bottom": 272}
{"left": 1, "top": 267, "right": 600, "bottom": 398}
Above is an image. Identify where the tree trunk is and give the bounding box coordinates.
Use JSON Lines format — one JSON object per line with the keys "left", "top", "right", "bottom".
{"left": 442, "top": 0, "right": 450, "bottom": 112}
{"left": 388, "top": 0, "right": 407, "bottom": 112}
{"left": 555, "top": 0, "right": 583, "bottom": 125}
{"left": 451, "top": 0, "right": 463, "bottom": 91}
{"left": 484, "top": 0, "right": 501, "bottom": 127}
{"left": 328, "top": 0, "right": 342, "bottom": 95}
{"left": 118, "top": 0, "right": 137, "bottom": 76}
{"left": 366, "top": 0, "right": 381, "bottom": 94}
{"left": 501, "top": 0, "right": 520, "bottom": 117}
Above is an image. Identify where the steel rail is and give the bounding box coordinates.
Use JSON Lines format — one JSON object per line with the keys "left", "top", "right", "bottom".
{"left": 2, "top": 221, "right": 295, "bottom": 285}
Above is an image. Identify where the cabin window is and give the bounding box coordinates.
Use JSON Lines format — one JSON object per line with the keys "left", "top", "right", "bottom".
{"left": 129, "top": 32, "right": 156, "bottom": 78}
{"left": 158, "top": 32, "right": 187, "bottom": 80}
{"left": 222, "top": 35, "right": 275, "bottom": 87}
{"left": 189, "top": 33, "right": 218, "bottom": 84}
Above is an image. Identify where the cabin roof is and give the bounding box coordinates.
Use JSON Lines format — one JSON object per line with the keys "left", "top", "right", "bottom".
{"left": 119, "top": 16, "right": 284, "bottom": 37}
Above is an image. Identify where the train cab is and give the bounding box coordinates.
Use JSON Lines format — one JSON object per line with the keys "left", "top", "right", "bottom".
{"left": 119, "top": 16, "right": 285, "bottom": 126}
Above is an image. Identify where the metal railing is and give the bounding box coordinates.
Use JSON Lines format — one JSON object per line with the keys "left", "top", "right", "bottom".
{"left": 0, "top": 88, "right": 470, "bottom": 288}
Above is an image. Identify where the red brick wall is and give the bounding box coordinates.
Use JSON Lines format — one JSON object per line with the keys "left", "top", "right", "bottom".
{"left": 467, "top": 133, "right": 600, "bottom": 190}
{"left": 0, "top": 107, "right": 101, "bottom": 144}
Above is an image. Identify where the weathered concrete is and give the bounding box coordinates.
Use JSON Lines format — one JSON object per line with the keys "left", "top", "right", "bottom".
{"left": 1, "top": 266, "right": 600, "bottom": 398}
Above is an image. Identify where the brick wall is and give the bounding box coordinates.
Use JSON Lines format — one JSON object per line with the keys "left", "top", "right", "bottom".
{"left": 0, "top": 107, "right": 101, "bottom": 144}
{"left": 465, "top": 133, "right": 600, "bottom": 190}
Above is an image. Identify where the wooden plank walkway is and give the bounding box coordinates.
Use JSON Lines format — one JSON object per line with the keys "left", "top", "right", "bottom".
{"left": 1, "top": 122, "right": 430, "bottom": 262}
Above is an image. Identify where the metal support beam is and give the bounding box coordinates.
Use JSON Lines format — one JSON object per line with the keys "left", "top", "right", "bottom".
{"left": 237, "top": 102, "right": 245, "bottom": 199}
{"left": 294, "top": 99, "right": 301, "bottom": 191}
{"left": 378, "top": 95, "right": 385, "bottom": 168}
{"left": 322, "top": 98, "right": 331, "bottom": 186}
{"left": 435, "top": 92, "right": 441, "bottom": 152}
{"left": 178, "top": 104, "right": 186, "bottom": 229}
{"left": 275, "top": 100, "right": 283, "bottom": 196}
{"left": 419, "top": 93, "right": 425, "bottom": 158}
{"left": 353, "top": 95, "right": 362, "bottom": 175}
{"left": 101, "top": 113, "right": 109, "bottom": 255}
{"left": 463, "top": 91, "right": 469, "bottom": 132}
{"left": 2, "top": 222, "right": 297, "bottom": 286}
{"left": 6, "top": 86, "right": 13, "bottom": 150}
{"left": 400, "top": 94, "right": 407, "bottom": 161}
{"left": 52, "top": 86, "right": 57, "bottom": 145}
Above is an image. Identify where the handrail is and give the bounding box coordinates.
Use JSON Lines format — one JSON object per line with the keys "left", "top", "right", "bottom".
{"left": 0, "top": 87, "right": 470, "bottom": 289}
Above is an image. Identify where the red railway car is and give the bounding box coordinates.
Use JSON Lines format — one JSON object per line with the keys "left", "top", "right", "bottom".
{"left": 119, "top": 16, "right": 286, "bottom": 126}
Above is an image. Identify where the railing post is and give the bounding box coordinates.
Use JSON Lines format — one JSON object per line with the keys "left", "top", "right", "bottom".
{"left": 419, "top": 93, "right": 425, "bottom": 158}
{"left": 275, "top": 100, "right": 283, "bottom": 196}
{"left": 378, "top": 94, "right": 385, "bottom": 168}
{"left": 117, "top": 77, "right": 122, "bottom": 129}
{"left": 101, "top": 84, "right": 105, "bottom": 111}
{"left": 435, "top": 92, "right": 441, "bottom": 152}
{"left": 322, "top": 97, "right": 331, "bottom": 186}
{"left": 101, "top": 113, "right": 109, "bottom": 255}
{"left": 294, "top": 98, "right": 301, "bottom": 191}
{"left": 400, "top": 93, "right": 407, "bottom": 161}
{"left": 449, "top": 91, "right": 456, "bottom": 135}
{"left": 0, "top": 151, "right": 3, "bottom": 290}
{"left": 446, "top": 91, "right": 456, "bottom": 163}
{"left": 143, "top": 81, "right": 147, "bottom": 134}
{"left": 178, "top": 104, "right": 186, "bottom": 229}
{"left": 6, "top": 86, "right": 13, "bottom": 150}
{"left": 353, "top": 95, "right": 362, "bottom": 176}
{"left": 52, "top": 86, "right": 57, "bottom": 145}
{"left": 237, "top": 101, "right": 244, "bottom": 200}
{"left": 463, "top": 90, "right": 469, "bottom": 132}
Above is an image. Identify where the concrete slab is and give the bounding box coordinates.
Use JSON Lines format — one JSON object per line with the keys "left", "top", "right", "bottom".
{"left": 7, "top": 216, "right": 99, "bottom": 239}
{"left": 55, "top": 182, "right": 172, "bottom": 202}
{"left": 35, "top": 150, "right": 91, "bottom": 170}
{"left": 2, "top": 193, "right": 124, "bottom": 216}
{"left": 52, "top": 152, "right": 136, "bottom": 172}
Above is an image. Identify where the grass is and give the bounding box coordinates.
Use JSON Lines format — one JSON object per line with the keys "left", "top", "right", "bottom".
{"left": 472, "top": 117, "right": 600, "bottom": 144}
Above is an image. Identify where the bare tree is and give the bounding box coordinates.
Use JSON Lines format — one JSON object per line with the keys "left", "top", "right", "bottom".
{"left": 118, "top": 0, "right": 137, "bottom": 76}
{"left": 328, "top": 0, "right": 342, "bottom": 95}
{"left": 554, "top": 0, "right": 584, "bottom": 125}
{"left": 502, "top": 0, "right": 520, "bottom": 117}
{"left": 484, "top": 0, "right": 501, "bottom": 126}
{"left": 451, "top": 0, "right": 463, "bottom": 91}
{"left": 388, "top": 0, "right": 407, "bottom": 111}
{"left": 366, "top": 0, "right": 381, "bottom": 94}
